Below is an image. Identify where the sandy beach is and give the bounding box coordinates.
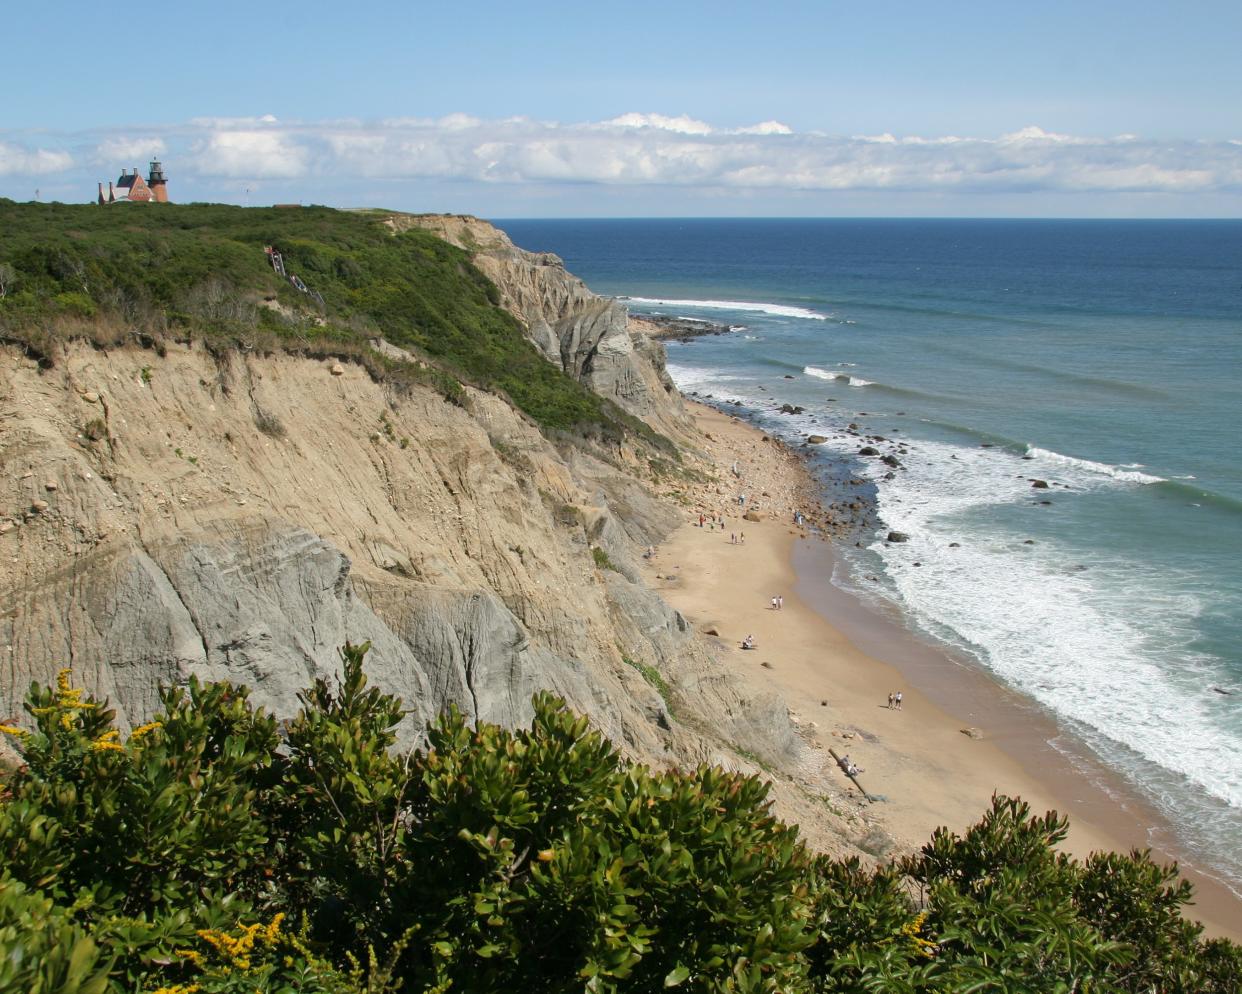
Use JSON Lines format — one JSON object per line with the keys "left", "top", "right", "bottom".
{"left": 646, "top": 400, "right": 1241, "bottom": 939}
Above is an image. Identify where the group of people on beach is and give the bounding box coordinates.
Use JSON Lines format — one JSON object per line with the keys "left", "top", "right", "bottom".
{"left": 697, "top": 511, "right": 743, "bottom": 538}
{"left": 770, "top": 594, "right": 783, "bottom": 610}
{"left": 886, "top": 691, "right": 904, "bottom": 710}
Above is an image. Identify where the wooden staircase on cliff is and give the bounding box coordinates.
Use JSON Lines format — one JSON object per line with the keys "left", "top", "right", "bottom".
{"left": 264, "top": 245, "right": 326, "bottom": 309}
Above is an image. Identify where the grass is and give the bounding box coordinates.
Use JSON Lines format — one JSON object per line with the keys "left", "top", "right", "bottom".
{"left": 623, "top": 655, "right": 675, "bottom": 718}
{"left": 0, "top": 199, "right": 672, "bottom": 447}
{"left": 591, "top": 546, "right": 619, "bottom": 572}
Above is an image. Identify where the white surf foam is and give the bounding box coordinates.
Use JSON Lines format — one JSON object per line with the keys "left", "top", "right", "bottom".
{"left": 803, "top": 366, "right": 872, "bottom": 386}
{"left": 1025, "top": 446, "right": 1165, "bottom": 485}
{"left": 619, "top": 295, "right": 827, "bottom": 320}
{"left": 852, "top": 438, "right": 1240, "bottom": 812}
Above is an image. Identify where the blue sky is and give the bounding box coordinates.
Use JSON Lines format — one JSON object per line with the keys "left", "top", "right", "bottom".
{"left": 4, "top": 1, "right": 1241, "bottom": 215}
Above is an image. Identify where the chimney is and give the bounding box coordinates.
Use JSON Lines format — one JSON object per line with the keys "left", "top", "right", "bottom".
{"left": 97, "top": 181, "right": 105, "bottom": 204}
{"left": 108, "top": 181, "right": 115, "bottom": 202}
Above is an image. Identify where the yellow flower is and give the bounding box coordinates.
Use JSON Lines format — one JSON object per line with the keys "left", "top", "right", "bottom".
{"left": 149, "top": 986, "right": 200, "bottom": 994}
{"left": 197, "top": 921, "right": 266, "bottom": 970}
{"left": 91, "top": 739, "right": 124, "bottom": 753}
{"left": 89, "top": 729, "right": 123, "bottom": 752}
{"left": 130, "top": 720, "right": 163, "bottom": 740}
{"left": 0, "top": 724, "right": 27, "bottom": 738}
{"left": 900, "top": 911, "right": 938, "bottom": 958}
{"left": 263, "top": 912, "right": 286, "bottom": 946}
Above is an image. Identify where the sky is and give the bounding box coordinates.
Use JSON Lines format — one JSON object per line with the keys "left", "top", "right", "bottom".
{"left": 3, "top": 0, "right": 1241, "bottom": 216}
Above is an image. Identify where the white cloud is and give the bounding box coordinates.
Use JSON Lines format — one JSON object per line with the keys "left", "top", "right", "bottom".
{"left": 733, "top": 121, "right": 793, "bottom": 136}
{"left": 4, "top": 116, "right": 1242, "bottom": 203}
{"left": 94, "top": 136, "right": 166, "bottom": 163}
{"left": 193, "top": 130, "right": 309, "bottom": 178}
{"left": 0, "top": 142, "right": 73, "bottom": 175}
{"left": 603, "top": 112, "right": 715, "bottom": 135}
{"left": 272, "top": 116, "right": 1239, "bottom": 195}
{"left": 1000, "top": 125, "right": 1080, "bottom": 144}
{"left": 188, "top": 114, "right": 281, "bottom": 128}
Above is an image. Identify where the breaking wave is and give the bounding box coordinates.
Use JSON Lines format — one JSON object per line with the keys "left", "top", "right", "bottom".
{"left": 1025, "top": 446, "right": 1166, "bottom": 485}
{"left": 804, "top": 366, "right": 872, "bottom": 386}
{"left": 619, "top": 296, "right": 827, "bottom": 320}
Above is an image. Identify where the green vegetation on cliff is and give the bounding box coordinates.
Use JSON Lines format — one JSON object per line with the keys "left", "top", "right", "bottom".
{"left": 0, "top": 199, "right": 651, "bottom": 441}
{"left": 1, "top": 650, "right": 1237, "bottom": 994}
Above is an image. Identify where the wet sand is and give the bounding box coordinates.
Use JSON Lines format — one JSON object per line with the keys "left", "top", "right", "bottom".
{"left": 649, "top": 401, "right": 1240, "bottom": 939}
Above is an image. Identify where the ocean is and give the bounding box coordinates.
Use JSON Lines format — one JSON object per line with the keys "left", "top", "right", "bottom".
{"left": 499, "top": 218, "right": 1242, "bottom": 895}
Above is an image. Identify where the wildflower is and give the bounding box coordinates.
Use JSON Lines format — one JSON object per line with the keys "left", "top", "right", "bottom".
{"left": 198, "top": 921, "right": 264, "bottom": 970}
{"left": 900, "top": 911, "right": 938, "bottom": 958}
{"left": 0, "top": 724, "right": 27, "bottom": 738}
{"left": 130, "top": 720, "right": 163, "bottom": 740}
{"left": 33, "top": 669, "right": 97, "bottom": 729}
{"left": 91, "top": 739, "right": 124, "bottom": 752}
{"left": 90, "top": 729, "right": 123, "bottom": 752}
{"left": 150, "top": 985, "right": 200, "bottom": 994}
{"left": 263, "top": 912, "right": 286, "bottom": 946}
{"left": 54, "top": 668, "right": 95, "bottom": 710}
{"left": 175, "top": 948, "right": 205, "bottom": 968}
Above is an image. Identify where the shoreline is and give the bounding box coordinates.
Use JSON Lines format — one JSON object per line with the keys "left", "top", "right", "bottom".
{"left": 650, "top": 399, "right": 1241, "bottom": 939}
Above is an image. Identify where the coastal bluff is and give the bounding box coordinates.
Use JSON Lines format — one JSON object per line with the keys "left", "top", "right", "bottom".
{"left": 0, "top": 212, "right": 856, "bottom": 855}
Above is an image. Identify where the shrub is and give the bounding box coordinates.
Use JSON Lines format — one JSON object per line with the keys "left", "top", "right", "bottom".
{"left": 0, "top": 874, "right": 113, "bottom": 994}
{"left": 0, "top": 651, "right": 1237, "bottom": 994}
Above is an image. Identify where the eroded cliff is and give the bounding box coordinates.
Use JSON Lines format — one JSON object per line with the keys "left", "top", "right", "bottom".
{"left": 0, "top": 214, "right": 868, "bottom": 857}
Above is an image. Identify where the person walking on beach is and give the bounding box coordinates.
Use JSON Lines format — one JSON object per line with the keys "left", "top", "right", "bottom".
{"left": 777, "top": 595, "right": 783, "bottom": 611}
{"left": 887, "top": 692, "right": 895, "bottom": 709}
{"left": 771, "top": 595, "right": 779, "bottom": 611}
{"left": 895, "top": 691, "right": 903, "bottom": 711}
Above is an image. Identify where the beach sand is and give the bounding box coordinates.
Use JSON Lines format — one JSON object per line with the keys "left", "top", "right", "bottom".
{"left": 646, "top": 401, "right": 1241, "bottom": 939}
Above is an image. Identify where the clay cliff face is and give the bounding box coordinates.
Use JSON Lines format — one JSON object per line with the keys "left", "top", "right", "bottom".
{"left": 0, "top": 342, "right": 803, "bottom": 768}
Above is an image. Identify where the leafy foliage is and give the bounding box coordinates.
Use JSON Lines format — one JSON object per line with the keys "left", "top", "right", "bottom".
{"left": 0, "top": 649, "right": 1237, "bottom": 993}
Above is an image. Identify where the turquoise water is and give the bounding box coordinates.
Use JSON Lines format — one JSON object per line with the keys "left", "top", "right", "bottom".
{"left": 501, "top": 218, "right": 1242, "bottom": 893}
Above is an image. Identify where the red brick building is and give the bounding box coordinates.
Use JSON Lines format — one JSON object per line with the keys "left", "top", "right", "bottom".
{"left": 97, "top": 161, "right": 169, "bottom": 204}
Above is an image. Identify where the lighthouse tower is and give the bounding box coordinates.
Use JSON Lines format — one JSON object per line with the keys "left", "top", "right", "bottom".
{"left": 147, "top": 160, "right": 169, "bottom": 203}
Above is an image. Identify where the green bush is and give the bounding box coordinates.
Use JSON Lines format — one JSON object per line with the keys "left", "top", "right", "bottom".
{"left": 0, "top": 874, "right": 112, "bottom": 994}
{"left": 0, "top": 650, "right": 1237, "bottom": 994}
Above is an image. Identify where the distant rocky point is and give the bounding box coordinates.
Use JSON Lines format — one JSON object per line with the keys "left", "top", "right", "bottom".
{"left": 626, "top": 312, "right": 737, "bottom": 341}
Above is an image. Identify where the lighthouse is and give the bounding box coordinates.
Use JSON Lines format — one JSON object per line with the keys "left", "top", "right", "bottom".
{"left": 147, "top": 160, "right": 169, "bottom": 203}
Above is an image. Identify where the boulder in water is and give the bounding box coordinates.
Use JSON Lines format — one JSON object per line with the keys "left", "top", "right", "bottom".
{"left": 886, "top": 531, "right": 909, "bottom": 543}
